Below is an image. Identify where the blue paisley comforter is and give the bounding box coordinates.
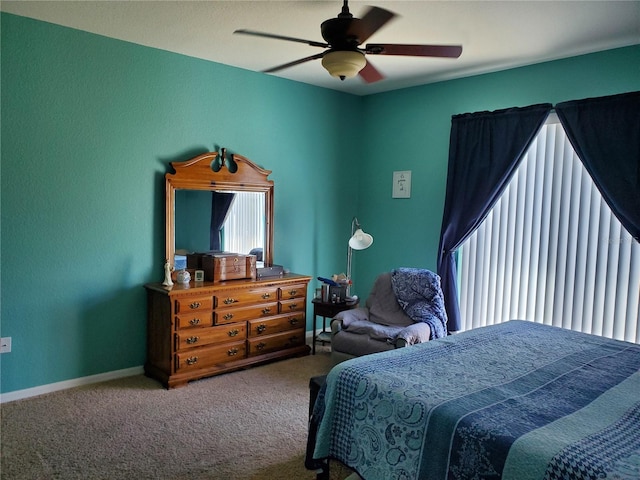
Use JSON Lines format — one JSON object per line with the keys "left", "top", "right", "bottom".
{"left": 312, "top": 320, "right": 640, "bottom": 480}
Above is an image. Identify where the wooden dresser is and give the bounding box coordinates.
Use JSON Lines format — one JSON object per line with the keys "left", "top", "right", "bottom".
{"left": 145, "top": 273, "right": 311, "bottom": 388}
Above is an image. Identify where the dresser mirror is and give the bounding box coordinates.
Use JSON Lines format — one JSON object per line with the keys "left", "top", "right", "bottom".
{"left": 165, "top": 150, "right": 274, "bottom": 268}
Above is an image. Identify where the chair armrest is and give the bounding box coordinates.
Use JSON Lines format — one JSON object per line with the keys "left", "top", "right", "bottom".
{"left": 395, "top": 322, "right": 431, "bottom": 347}
{"left": 331, "top": 317, "right": 343, "bottom": 334}
{"left": 331, "top": 307, "right": 369, "bottom": 334}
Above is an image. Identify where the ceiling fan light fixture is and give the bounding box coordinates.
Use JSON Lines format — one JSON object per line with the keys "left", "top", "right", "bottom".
{"left": 321, "top": 50, "right": 366, "bottom": 80}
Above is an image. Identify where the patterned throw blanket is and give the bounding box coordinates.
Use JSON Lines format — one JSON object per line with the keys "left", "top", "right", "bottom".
{"left": 312, "top": 321, "right": 640, "bottom": 480}
{"left": 391, "top": 267, "right": 448, "bottom": 339}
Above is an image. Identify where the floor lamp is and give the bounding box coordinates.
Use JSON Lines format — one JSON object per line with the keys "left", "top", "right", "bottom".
{"left": 346, "top": 217, "right": 373, "bottom": 297}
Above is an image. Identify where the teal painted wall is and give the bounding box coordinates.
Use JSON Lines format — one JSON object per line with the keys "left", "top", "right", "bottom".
{"left": 352, "top": 46, "right": 640, "bottom": 297}
{"left": 0, "top": 13, "right": 362, "bottom": 394}
{"left": 1, "top": 12, "right": 638, "bottom": 394}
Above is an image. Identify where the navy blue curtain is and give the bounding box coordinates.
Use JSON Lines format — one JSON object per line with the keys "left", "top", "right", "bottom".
{"left": 556, "top": 92, "right": 640, "bottom": 241}
{"left": 437, "top": 104, "right": 552, "bottom": 332}
{"left": 210, "top": 192, "right": 235, "bottom": 251}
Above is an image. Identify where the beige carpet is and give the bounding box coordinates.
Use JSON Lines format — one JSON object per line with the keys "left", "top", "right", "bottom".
{"left": 1, "top": 347, "right": 354, "bottom": 479}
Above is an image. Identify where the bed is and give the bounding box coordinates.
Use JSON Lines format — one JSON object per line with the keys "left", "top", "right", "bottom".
{"left": 309, "top": 320, "right": 640, "bottom": 480}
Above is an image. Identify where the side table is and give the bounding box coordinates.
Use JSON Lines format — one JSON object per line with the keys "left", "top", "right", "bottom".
{"left": 311, "top": 298, "right": 359, "bottom": 354}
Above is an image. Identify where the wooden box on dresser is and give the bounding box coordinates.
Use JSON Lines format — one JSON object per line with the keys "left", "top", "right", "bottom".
{"left": 145, "top": 273, "right": 311, "bottom": 388}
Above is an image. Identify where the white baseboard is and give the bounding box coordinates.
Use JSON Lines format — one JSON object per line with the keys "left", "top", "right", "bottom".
{"left": 4, "top": 332, "right": 326, "bottom": 403}
{"left": 0, "top": 366, "right": 144, "bottom": 404}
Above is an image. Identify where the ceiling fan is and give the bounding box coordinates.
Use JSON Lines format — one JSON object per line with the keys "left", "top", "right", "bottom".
{"left": 234, "top": 0, "right": 462, "bottom": 83}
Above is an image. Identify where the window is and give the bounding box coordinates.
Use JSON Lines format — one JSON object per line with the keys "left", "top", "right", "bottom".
{"left": 222, "top": 192, "right": 265, "bottom": 255}
{"left": 457, "top": 115, "right": 639, "bottom": 343}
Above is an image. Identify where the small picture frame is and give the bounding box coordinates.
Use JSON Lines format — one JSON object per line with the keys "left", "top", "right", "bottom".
{"left": 392, "top": 171, "right": 412, "bottom": 198}
{"left": 195, "top": 270, "right": 205, "bottom": 282}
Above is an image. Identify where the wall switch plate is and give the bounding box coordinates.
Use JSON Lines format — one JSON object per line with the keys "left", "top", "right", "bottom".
{"left": 392, "top": 170, "right": 412, "bottom": 198}
{"left": 0, "top": 337, "right": 11, "bottom": 353}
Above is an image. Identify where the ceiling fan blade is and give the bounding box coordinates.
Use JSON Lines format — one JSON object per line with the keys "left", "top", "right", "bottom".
{"left": 359, "top": 60, "right": 384, "bottom": 83}
{"left": 263, "top": 53, "right": 325, "bottom": 73}
{"left": 348, "top": 6, "right": 395, "bottom": 44}
{"left": 366, "top": 43, "right": 463, "bottom": 58}
{"left": 234, "top": 29, "right": 329, "bottom": 49}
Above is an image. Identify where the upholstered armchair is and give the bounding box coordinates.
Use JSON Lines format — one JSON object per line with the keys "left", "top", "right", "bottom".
{"left": 330, "top": 268, "right": 447, "bottom": 364}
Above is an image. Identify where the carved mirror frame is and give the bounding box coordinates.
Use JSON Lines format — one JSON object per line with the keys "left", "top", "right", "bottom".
{"left": 165, "top": 150, "right": 274, "bottom": 268}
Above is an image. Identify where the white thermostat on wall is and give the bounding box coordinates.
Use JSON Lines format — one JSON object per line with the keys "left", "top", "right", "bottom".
{"left": 392, "top": 171, "right": 412, "bottom": 198}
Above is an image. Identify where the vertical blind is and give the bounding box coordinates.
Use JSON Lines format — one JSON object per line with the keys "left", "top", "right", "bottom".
{"left": 223, "top": 192, "right": 265, "bottom": 255}
{"left": 458, "top": 118, "right": 640, "bottom": 343}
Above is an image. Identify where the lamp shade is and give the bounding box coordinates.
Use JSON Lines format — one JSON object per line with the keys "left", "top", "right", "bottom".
{"left": 348, "top": 228, "right": 373, "bottom": 250}
{"left": 321, "top": 50, "right": 366, "bottom": 80}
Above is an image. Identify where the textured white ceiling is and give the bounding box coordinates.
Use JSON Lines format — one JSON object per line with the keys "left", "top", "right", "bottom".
{"left": 2, "top": 0, "right": 639, "bottom": 95}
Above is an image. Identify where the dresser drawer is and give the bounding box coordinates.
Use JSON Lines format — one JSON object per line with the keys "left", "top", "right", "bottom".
{"left": 279, "top": 298, "right": 305, "bottom": 314}
{"left": 215, "top": 287, "right": 279, "bottom": 308}
{"left": 174, "top": 295, "right": 214, "bottom": 314}
{"left": 175, "top": 312, "right": 214, "bottom": 329}
{"left": 214, "top": 302, "right": 279, "bottom": 325}
{"left": 248, "top": 312, "right": 305, "bottom": 337}
{"left": 175, "top": 323, "right": 246, "bottom": 350}
{"left": 247, "top": 330, "right": 306, "bottom": 357}
{"left": 175, "top": 340, "right": 246, "bottom": 371}
{"left": 279, "top": 283, "right": 307, "bottom": 300}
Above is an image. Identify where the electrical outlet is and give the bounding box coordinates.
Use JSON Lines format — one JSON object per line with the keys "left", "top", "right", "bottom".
{"left": 0, "top": 337, "right": 11, "bottom": 353}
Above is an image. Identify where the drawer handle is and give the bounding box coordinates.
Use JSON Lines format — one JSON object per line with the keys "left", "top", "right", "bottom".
{"left": 228, "top": 348, "right": 239, "bottom": 356}
{"left": 223, "top": 313, "right": 234, "bottom": 321}
{"left": 257, "top": 324, "right": 267, "bottom": 334}
{"left": 289, "top": 317, "right": 299, "bottom": 326}
{"left": 189, "top": 318, "right": 201, "bottom": 326}
{"left": 186, "top": 356, "right": 198, "bottom": 365}
{"left": 186, "top": 336, "right": 199, "bottom": 344}
{"left": 262, "top": 293, "right": 271, "bottom": 299}
{"left": 288, "top": 289, "right": 298, "bottom": 296}
{"left": 189, "top": 302, "right": 201, "bottom": 309}
{"left": 223, "top": 298, "right": 238, "bottom": 305}
{"left": 228, "top": 329, "right": 240, "bottom": 337}
{"left": 256, "top": 342, "right": 266, "bottom": 351}
{"left": 289, "top": 335, "right": 299, "bottom": 343}
{"left": 262, "top": 307, "right": 271, "bottom": 315}
{"left": 288, "top": 303, "right": 298, "bottom": 310}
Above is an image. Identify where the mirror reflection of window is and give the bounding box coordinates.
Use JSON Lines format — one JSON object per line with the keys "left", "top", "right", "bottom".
{"left": 174, "top": 189, "right": 266, "bottom": 257}
{"left": 222, "top": 192, "right": 265, "bottom": 256}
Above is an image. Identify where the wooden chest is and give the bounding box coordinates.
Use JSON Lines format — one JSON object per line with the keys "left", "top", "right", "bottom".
{"left": 201, "top": 253, "right": 257, "bottom": 282}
